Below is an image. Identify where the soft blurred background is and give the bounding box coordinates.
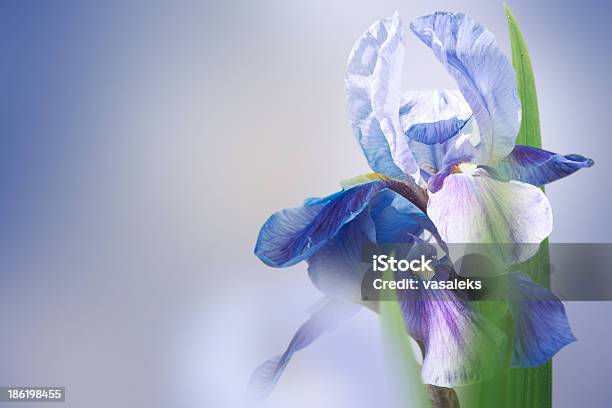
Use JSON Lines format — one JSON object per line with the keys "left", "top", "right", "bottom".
{"left": 0, "top": 1, "right": 610, "bottom": 407}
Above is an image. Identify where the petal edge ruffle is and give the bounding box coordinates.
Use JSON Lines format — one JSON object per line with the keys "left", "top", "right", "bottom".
{"left": 255, "top": 181, "right": 391, "bottom": 267}
{"left": 507, "top": 273, "right": 576, "bottom": 367}
{"left": 345, "top": 13, "right": 419, "bottom": 179}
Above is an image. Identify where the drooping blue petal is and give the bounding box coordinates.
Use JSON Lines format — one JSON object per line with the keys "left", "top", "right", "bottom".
{"left": 245, "top": 299, "right": 360, "bottom": 403}
{"left": 494, "top": 145, "right": 594, "bottom": 186}
{"left": 400, "top": 278, "right": 505, "bottom": 387}
{"left": 307, "top": 187, "right": 436, "bottom": 300}
{"left": 307, "top": 211, "right": 375, "bottom": 300}
{"left": 345, "top": 13, "right": 417, "bottom": 179}
{"left": 507, "top": 273, "right": 576, "bottom": 367}
{"left": 410, "top": 12, "right": 521, "bottom": 165}
{"left": 255, "top": 181, "right": 393, "bottom": 267}
{"left": 399, "top": 89, "right": 472, "bottom": 145}
{"left": 371, "top": 190, "right": 429, "bottom": 243}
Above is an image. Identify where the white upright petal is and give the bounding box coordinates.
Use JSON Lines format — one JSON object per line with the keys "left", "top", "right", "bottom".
{"left": 371, "top": 13, "right": 420, "bottom": 179}
{"left": 345, "top": 13, "right": 419, "bottom": 180}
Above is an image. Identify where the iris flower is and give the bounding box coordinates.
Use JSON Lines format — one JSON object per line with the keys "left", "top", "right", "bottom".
{"left": 248, "top": 11, "right": 593, "bottom": 401}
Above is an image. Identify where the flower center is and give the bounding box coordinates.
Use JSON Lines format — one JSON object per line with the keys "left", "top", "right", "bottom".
{"left": 451, "top": 162, "right": 478, "bottom": 176}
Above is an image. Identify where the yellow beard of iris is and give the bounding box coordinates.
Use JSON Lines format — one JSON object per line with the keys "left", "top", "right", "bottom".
{"left": 452, "top": 162, "right": 478, "bottom": 176}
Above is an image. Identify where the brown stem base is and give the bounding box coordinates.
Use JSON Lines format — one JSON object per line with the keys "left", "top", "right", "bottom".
{"left": 426, "top": 384, "right": 460, "bottom": 408}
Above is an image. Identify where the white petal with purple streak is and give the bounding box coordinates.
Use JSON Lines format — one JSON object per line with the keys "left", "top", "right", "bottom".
{"left": 401, "top": 283, "right": 505, "bottom": 386}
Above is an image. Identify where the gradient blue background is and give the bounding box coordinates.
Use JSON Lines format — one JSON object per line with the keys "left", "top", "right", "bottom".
{"left": 0, "top": 1, "right": 610, "bottom": 407}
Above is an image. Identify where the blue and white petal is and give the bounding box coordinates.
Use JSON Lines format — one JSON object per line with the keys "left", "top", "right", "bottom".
{"left": 400, "top": 281, "right": 505, "bottom": 387}
{"left": 427, "top": 169, "right": 553, "bottom": 265}
{"left": 307, "top": 187, "right": 434, "bottom": 300}
{"left": 507, "top": 273, "right": 576, "bottom": 367}
{"left": 400, "top": 89, "right": 472, "bottom": 145}
{"left": 407, "top": 118, "right": 479, "bottom": 177}
{"left": 410, "top": 12, "right": 521, "bottom": 165}
{"left": 371, "top": 190, "right": 430, "bottom": 243}
{"left": 494, "top": 145, "right": 594, "bottom": 186}
{"left": 255, "top": 181, "right": 392, "bottom": 267}
{"left": 246, "top": 300, "right": 360, "bottom": 403}
{"left": 345, "top": 13, "right": 418, "bottom": 179}
{"left": 345, "top": 16, "right": 404, "bottom": 179}
{"left": 307, "top": 211, "right": 375, "bottom": 300}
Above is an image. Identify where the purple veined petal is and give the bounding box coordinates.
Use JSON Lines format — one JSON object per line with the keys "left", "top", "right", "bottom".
{"left": 427, "top": 158, "right": 472, "bottom": 194}
{"left": 345, "top": 13, "right": 418, "bottom": 180}
{"left": 427, "top": 170, "right": 553, "bottom": 265}
{"left": 400, "top": 279, "right": 505, "bottom": 387}
{"left": 255, "top": 180, "right": 392, "bottom": 268}
{"left": 245, "top": 299, "right": 360, "bottom": 403}
{"left": 400, "top": 89, "right": 472, "bottom": 145}
{"left": 410, "top": 12, "right": 521, "bottom": 165}
{"left": 494, "top": 145, "right": 594, "bottom": 186}
{"left": 507, "top": 273, "right": 576, "bottom": 367}
{"left": 426, "top": 126, "right": 486, "bottom": 193}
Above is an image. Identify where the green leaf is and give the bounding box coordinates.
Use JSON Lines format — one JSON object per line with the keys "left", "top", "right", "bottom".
{"left": 504, "top": 3, "right": 552, "bottom": 407}
{"left": 505, "top": 3, "right": 542, "bottom": 149}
